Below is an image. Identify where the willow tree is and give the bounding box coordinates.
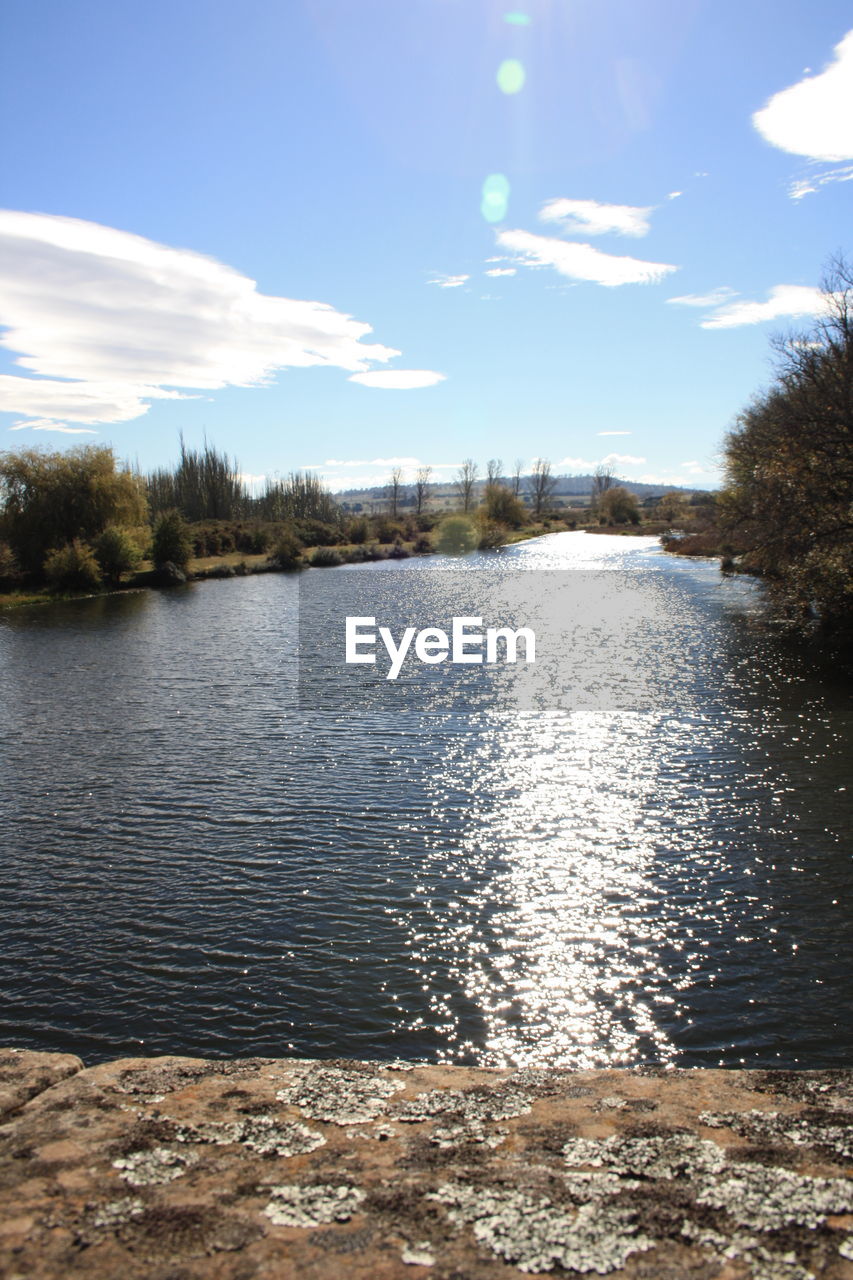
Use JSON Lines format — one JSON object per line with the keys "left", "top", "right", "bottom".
{"left": 721, "top": 256, "right": 853, "bottom": 637}
{"left": 0, "top": 445, "right": 147, "bottom": 575}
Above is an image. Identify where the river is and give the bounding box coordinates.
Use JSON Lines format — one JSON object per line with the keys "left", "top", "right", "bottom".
{"left": 1, "top": 531, "right": 850, "bottom": 1067}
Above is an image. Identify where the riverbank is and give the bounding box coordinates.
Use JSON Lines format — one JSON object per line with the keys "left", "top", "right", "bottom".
{"left": 2, "top": 1048, "right": 851, "bottom": 1279}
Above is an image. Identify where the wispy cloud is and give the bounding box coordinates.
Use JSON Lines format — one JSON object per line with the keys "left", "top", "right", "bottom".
{"left": 597, "top": 431, "right": 632, "bottom": 437}
{"left": 668, "top": 287, "right": 738, "bottom": 308}
{"left": 497, "top": 229, "right": 677, "bottom": 287}
{"left": 427, "top": 273, "right": 469, "bottom": 288}
{"left": 485, "top": 267, "right": 516, "bottom": 277}
{"left": 539, "top": 197, "right": 653, "bottom": 238}
{"left": 753, "top": 29, "right": 853, "bottom": 163}
{"left": 698, "top": 284, "right": 827, "bottom": 330}
{"left": 789, "top": 163, "right": 853, "bottom": 199}
{"left": 349, "top": 370, "right": 446, "bottom": 389}
{"left": 308, "top": 457, "right": 459, "bottom": 492}
{"left": 9, "top": 418, "right": 98, "bottom": 434}
{"left": 0, "top": 210, "right": 433, "bottom": 432}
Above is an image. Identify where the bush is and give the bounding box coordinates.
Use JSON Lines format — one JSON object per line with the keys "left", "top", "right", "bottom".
{"left": 43, "top": 540, "right": 102, "bottom": 592}
{"left": 483, "top": 484, "right": 526, "bottom": 528}
{"left": 94, "top": 525, "right": 141, "bottom": 585}
{"left": 152, "top": 510, "right": 192, "bottom": 569}
{"left": 311, "top": 546, "right": 343, "bottom": 567}
{"left": 477, "top": 520, "right": 506, "bottom": 551}
{"left": 348, "top": 517, "right": 369, "bottom": 544}
{"left": 413, "top": 532, "right": 433, "bottom": 553}
{"left": 269, "top": 531, "right": 304, "bottom": 570}
{"left": 0, "top": 541, "right": 22, "bottom": 589}
{"left": 436, "top": 515, "right": 478, "bottom": 556}
{"left": 293, "top": 518, "right": 344, "bottom": 547}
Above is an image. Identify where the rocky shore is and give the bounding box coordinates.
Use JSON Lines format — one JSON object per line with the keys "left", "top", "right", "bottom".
{"left": 1, "top": 1050, "right": 851, "bottom": 1279}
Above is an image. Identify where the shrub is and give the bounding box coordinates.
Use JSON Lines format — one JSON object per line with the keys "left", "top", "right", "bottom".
{"left": 348, "top": 517, "right": 369, "bottom": 544}
{"left": 152, "top": 510, "right": 192, "bottom": 569}
{"left": 483, "top": 484, "right": 526, "bottom": 528}
{"left": 375, "top": 518, "right": 404, "bottom": 545}
{"left": 94, "top": 525, "right": 141, "bottom": 585}
{"left": 269, "top": 531, "right": 304, "bottom": 570}
{"left": 477, "top": 520, "right": 506, "bottom": 551}
{"left": 311, "top": 546, "right": 343, "bottom": 567}
{"left": 413, "top": 532, "right": 433, "bottom": 553}
{"left": 0, "top": 541, "right": 22, "bottom": 589}
{"left": 436, "top": 515, "right": 478, "bottom": 556}
{"left": 387, "top": 541, "right": 410, "bottom": 559}
{"left": 43, "top": 540, "right": 102, "bottom": 592}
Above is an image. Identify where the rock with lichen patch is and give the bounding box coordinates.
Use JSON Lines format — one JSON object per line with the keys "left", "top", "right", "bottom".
{"left": 275, "top": 1063, "right": 404, "bottom": 1124}
{"left": 563, "top": 1132, "right": 727, "bottom": 1179}
{"left": 112, "top": 1144, "right": 198, "bottom": 1186}
{"left": 264, "top": 1183, "right": 365, "bottom": 1227}
{"left": 694, "top": 1163, "right": 853, "bottom": 1231}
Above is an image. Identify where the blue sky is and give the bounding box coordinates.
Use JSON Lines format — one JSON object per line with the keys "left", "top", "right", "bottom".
{"left": 1, "top": 0, "right": 852, "bottom": 491}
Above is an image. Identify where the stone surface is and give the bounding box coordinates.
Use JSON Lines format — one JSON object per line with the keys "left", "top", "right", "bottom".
{"left": 0, "top": 1052, "right": 851, "bottom": 1278}
{"left": 0, "top": 1048, "right": 82, "bottom": 1120}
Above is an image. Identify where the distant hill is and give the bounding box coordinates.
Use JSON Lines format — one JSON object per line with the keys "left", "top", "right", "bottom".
{"left": 335, "top": 473, "right": 709, "bottom": 511}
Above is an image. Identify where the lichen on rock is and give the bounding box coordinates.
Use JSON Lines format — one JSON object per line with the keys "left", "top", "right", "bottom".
{"left": 430, "top": 1182, "right": 654, "bottom": 1274}
{"left": 694, "top": 1163, "right": 853, "bottom": 1231}
{"left": 112, "top": 1144, "right": 198, "bottom": 1186}
{"left": 172, "top": 1114, "right": 326, "bottom": 1156}
{"left": 397, "top": 1083, "right": 532, "bottom": 1124}
{"left": 263, "top": 1182, "right": 366, "bottom": 1227}
{"left": 275, "top": 1063, "right": 404, "bottom": 1124}
{"left": 562, "top": 1132, "right": 727, "bottom": 1179}
{"left": 699, "top": 1107, "right": 853, "bottom": 1162}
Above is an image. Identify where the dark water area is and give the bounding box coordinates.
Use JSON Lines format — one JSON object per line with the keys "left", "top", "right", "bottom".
{"left": 1, "top": 532, "right": 850, "bottom": 1068}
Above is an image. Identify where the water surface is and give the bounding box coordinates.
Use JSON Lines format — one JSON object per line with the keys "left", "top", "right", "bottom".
{"left": 1, "top": 532, "right": 850, "bottom": 1067}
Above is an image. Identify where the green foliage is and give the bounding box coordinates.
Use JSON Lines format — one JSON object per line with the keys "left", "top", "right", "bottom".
{"left": 656, "top": 491, "right": 689, "bottom": 523}
{"left": 94, "top": 525, "right": 141, "bottom": 585}
{"left": 436, "top": 515, "right": 478, "bottom": 556}
{"left": 482, "top": 483, "right": 526, "bottom": 528}
{"left": 43, "top": 540, "right": 102, "bottom": 593}
{"left": 597, "top": 486, "right": 640, "bottom": 525}
{"left": 0, "top": 540, "right": 21, "bottom": 589}
{"left": 721, "top": 257, "right": 853, "bottom": 638}
{"left": 268, "top": 531, "right": 304, "bottom": 570}
{"left": 147, "top": 436, "right": 245, "bottom": 522}
{"left": 348, "top": 516, "right": 370, "bottom": 544}
{"left": 0, "top": 445, "right": 147, "bottom": 576}
{"left": 311, "top": 545, "right": 343, "bottom": 567}
{"left": 152, "top": 509, "right": 192, "bottom": 569}
{"left": 255, "top": 470, "right": 340, "bottom": 525}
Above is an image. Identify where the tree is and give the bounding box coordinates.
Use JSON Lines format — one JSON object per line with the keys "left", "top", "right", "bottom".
{"left": 656, "top": 491, "right": 689, "bottom": 524}
{"left": 486, "top": 458, "right": 503, "bottom": 486}
{"left": 483, "top": 483, "right": 526, "bottom": 528}
{"left": 511, "top": 458, "right": 525, "bottom": 497}
{"left": 0, "top": 445, "right": 147, "bottom": 576}
{"left": 528, "top": 458, "right": 556, "bottom": 517}
{"left": 455, "top": 458, "right": 478, "bottom": 512}
{"left": 598, "top": 486, "right": 640, "bottom": 525}
{"left": 387, "top": 466, "right": 404, "bottom": 518}
{"left": 720, "top": 255, "right": 853, "bottom": 637}
{"left": 415, "top": 465, "right": 432, "bottom": 515}
{"left": 591, "top": 464, "right": 615, "bottom": 507}
{"left": 94, "top": 525, "right": 141, "bottom": 585}
{"left": 152, "top": 509, "right": 192, "bottom": 570}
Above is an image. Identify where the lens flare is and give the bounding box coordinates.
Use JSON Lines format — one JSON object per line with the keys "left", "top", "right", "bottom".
{"left": 481, "top": 173, "right": 511, "bottom": 223}
{"left": 504, "top": 12, "right": 532, "bottom": 25}
{"left": 497, "top": 58, "right": 526, "bottom": 94}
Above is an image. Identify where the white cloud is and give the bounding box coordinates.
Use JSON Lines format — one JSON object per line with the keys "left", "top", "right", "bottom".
{"left": 348, "top": 369, "right": 446, "bottom": 390}
{"left": 497, "top": 229, "right": 677, "bottom": 287}
{"left": 0, "top": 210, "right": 415, "bottom": 431}
{"left": 699, "top": 284, "right": 827, "bottom": 329}
{"left": 428, "top": 273, "right": 469, "bottom": 288}
{"left": 667, "top": 191, "right": 682, "bottom": 200}
{"left": 9, "top": 418, "right": 98, "bottom": 433}
{"left": 597, "top": 431, "right": 632, "bottom": 436}
{"left": 790, "top": 163, "right": 853, "bottom": 199}
{"left": 539, "top": 197, "right": 653, "bottom": 237}
{"left": 308, "top": 457, "right": 460, "bottom": 491}
{"left": 668, "top": 287, "right": 738, "bottom": 307}
{"left": 485, "top": 267, "right": 516, "bottom": 277}
{"left": 753, "top": 29, "right": 853, "bottom": 161}
{"left": 555, "top": 452, "right": 646, "bottom": 472}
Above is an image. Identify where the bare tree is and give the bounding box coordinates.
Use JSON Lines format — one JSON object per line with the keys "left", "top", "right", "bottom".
{"left": 414, "top": 465, "right": 432, "bottom": 515}
{"left": 387, "top": 466, "right": 404, "bottom": 518}
{"left": 591, "top": 463, "right": 616, "bottom": 508}
{"left": 511, "top": 458, "right": 525, "bottom": 497}
{"left": 486, "top": 458, "right": 503, "bottom": 487}
{"left": 455, "top": 458, "right": 478, "bottom": 512}
{"left": 528, "top": 458, "right": 557, "bottom": 517}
